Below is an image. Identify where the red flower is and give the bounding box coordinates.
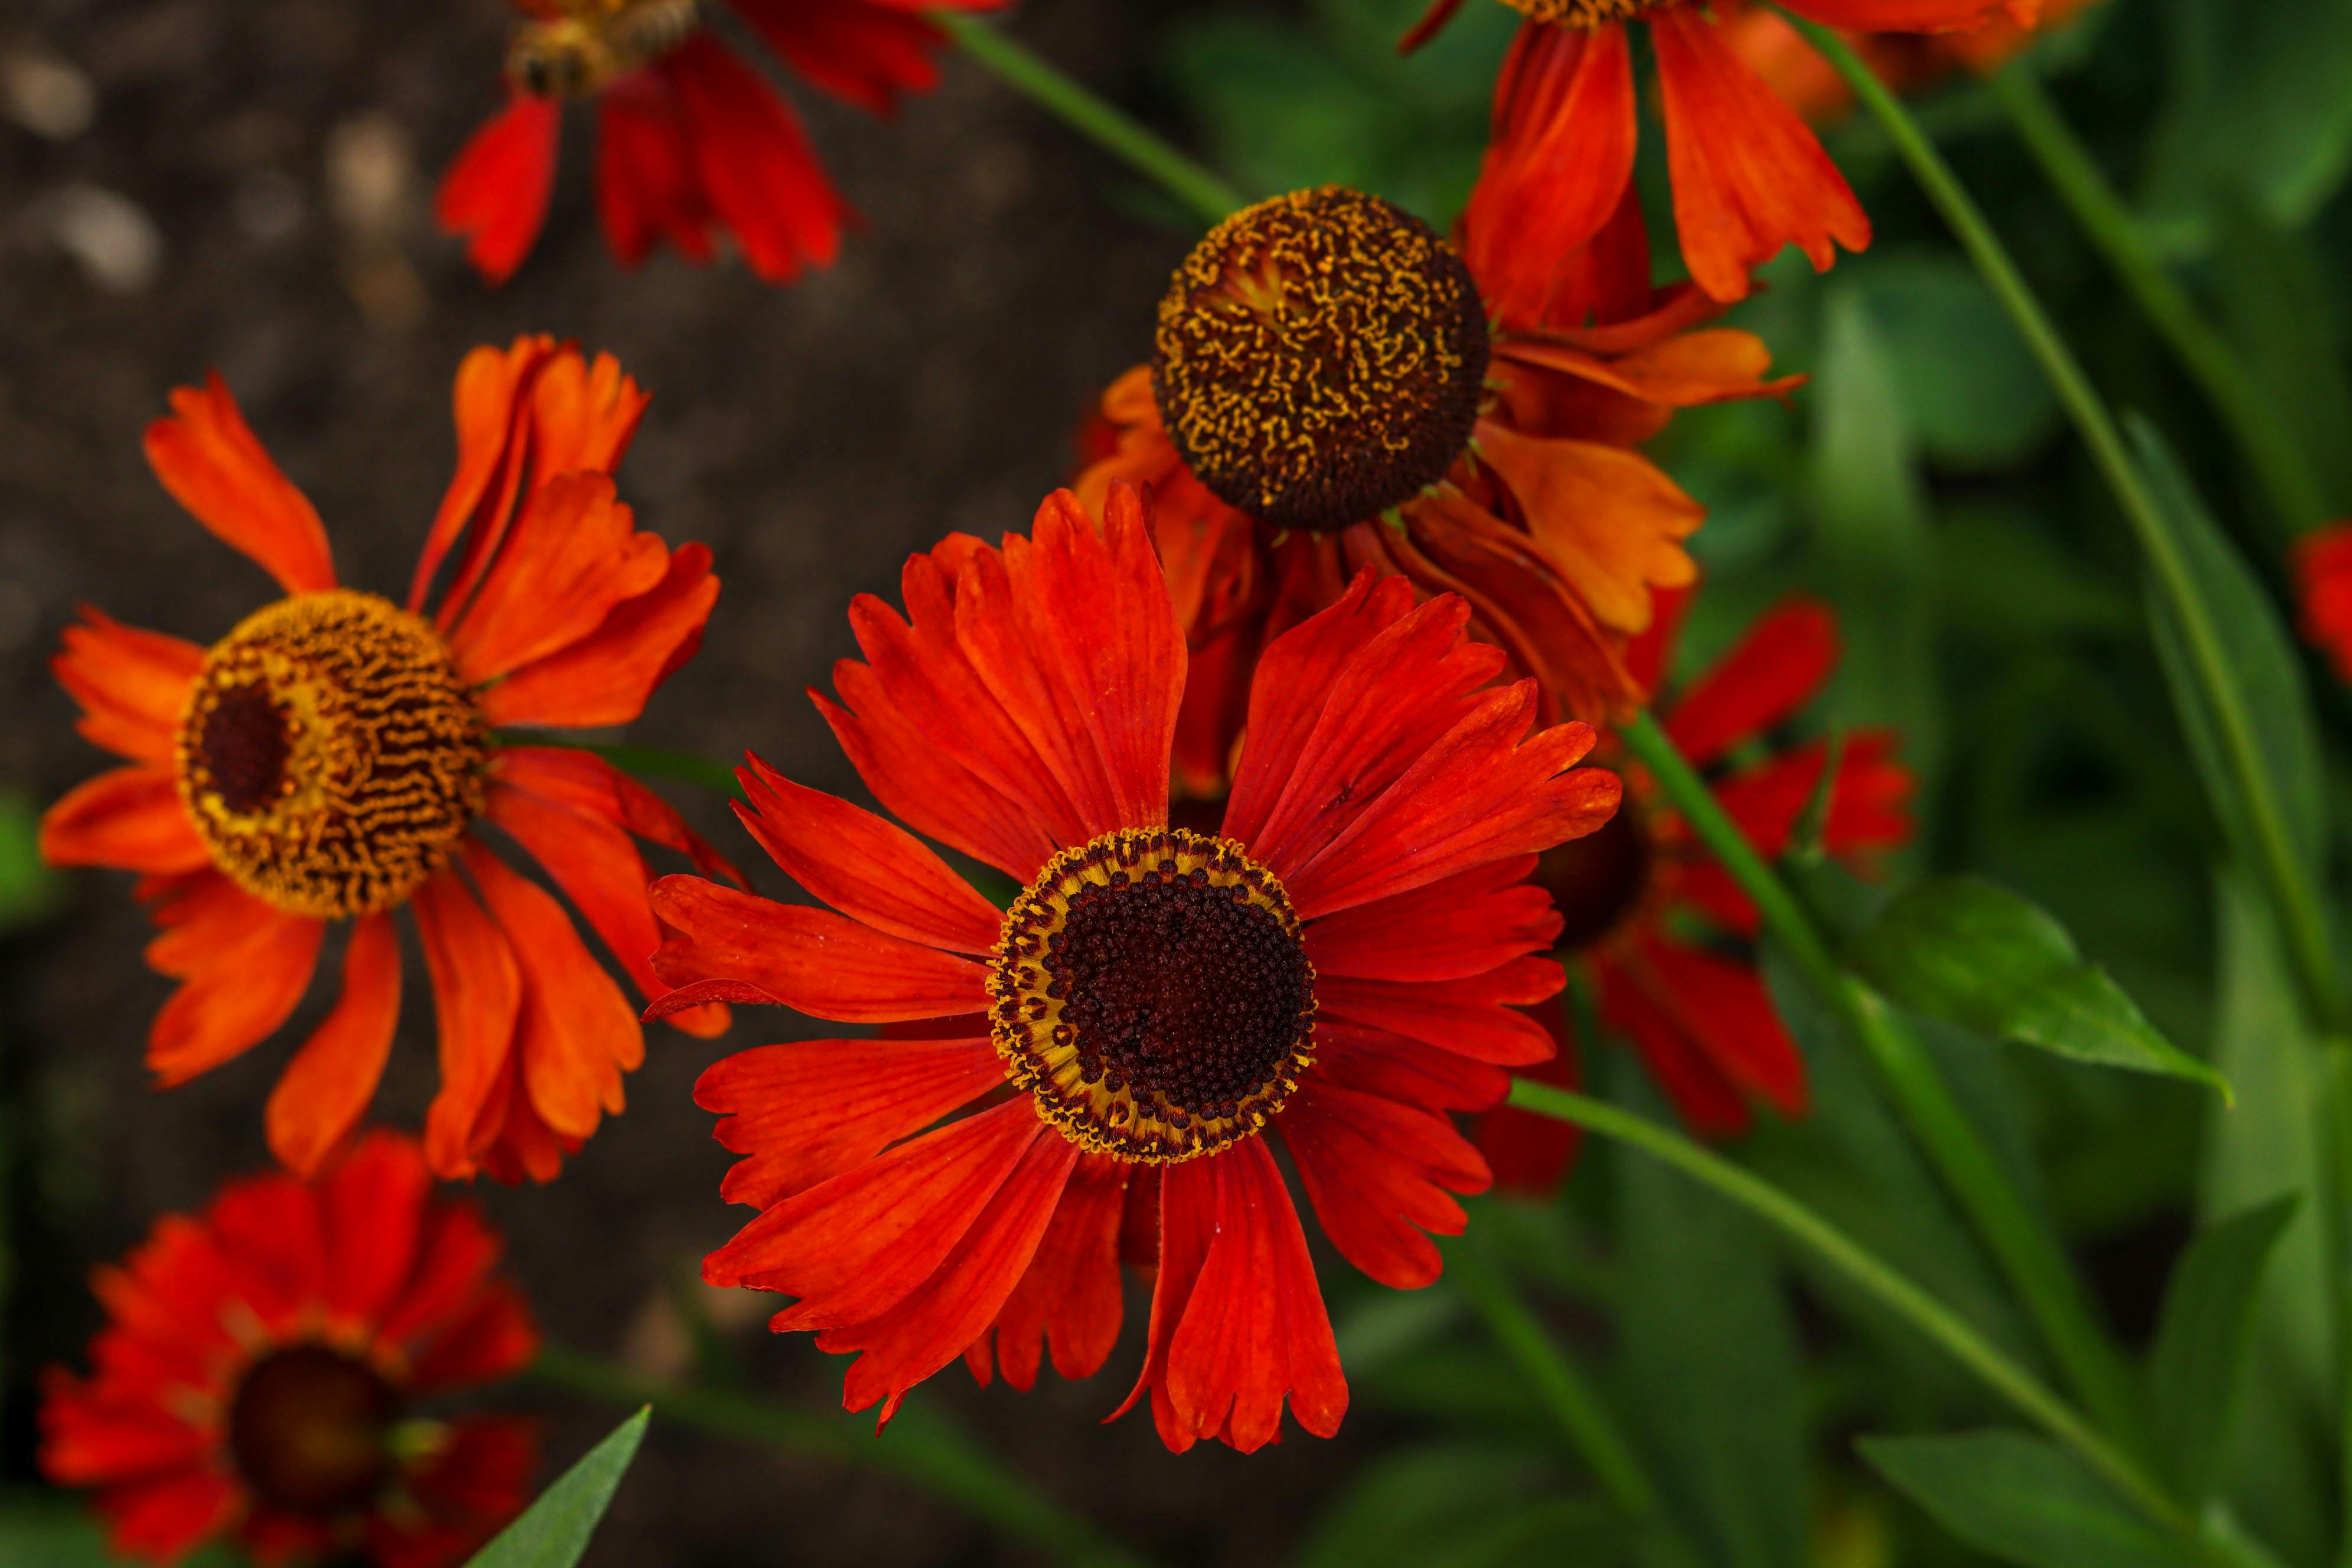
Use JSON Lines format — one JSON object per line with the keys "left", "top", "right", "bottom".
{"left": 40, "top": 337, "right": 737, "bottom": 1182}
{"left": 2297, "top": 522, "right": 2352, "bottom": 684}
{"left": 1720, "top": 0, "right": 2103, "bottom": 123}
{"left": 1477, "top": 590, "right": 1913, "bottom": 1194}
{"left": 437, "top": 0, "right": 1007, "bottom": 286}
{"left": 659, "top": 484, "right": 1621, "bottom": 1450}
{"left": 1406, "top": 0, "right": 2017, "bottom": 302}
{"left": 1075, "top": 185, "right": 1797, "bottom": 793}
{"left": 41, "top": 1132, "right": 539, "bottom": 1567}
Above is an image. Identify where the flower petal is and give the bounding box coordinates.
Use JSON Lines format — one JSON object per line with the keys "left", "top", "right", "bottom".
{"left": 1476, "top": 424, "right": 1702, "bottom": 635}
{"left": 413, "top": 870, "right": 524, "bottom": 1181}
{"left": 476, "top": 541, "right": 719, "bottom": 729}
{"left": 148, "top": 909, "right": 324, "bottom": 1089}
{"left": 1281, "top": 1079, "right": 1485, "bottom": 1290}
{"left": 984, "top": 1151, "right": 1130, "bottom": 1390}
{"left": 320, "top": 1129, "right": 433, "bottom": 1326}
{"left": 436, "top": 94, "right": 561, "bottom": 287}
{"left": 730, "top": 0, "right": 946, "bottom": 113}
{"left": 1666, "top": 597, "right": 1837, "bottom": 765}
{"left": 42, "top": 766, "right": 208, "bottom": 874}
{"left": 143, "top": 374, "right": 336, "bottom": 594}
{"left": 449, "top": 472, "right": 668, "bottom": 684}
{"left": 1305, "top": 854, "right": 1561, "bottom": 982}
{"left": 1319, "top": 958, "right": 1564, "bottom": 1067}
{"left": 596, "top": 75, "right": 714, "bottom": 267}
{"left": 695, "top": 1035, "right": 1005, "bottom": 1208}
{"left": 650, "top": 876, "right": 991, "bottom": 1022}
{"left": 266, "top": 912, "right": 403, "bottom": 1177}
{"left": 52, "top": 607, "right": 201, "bottom": 765}
{"left": 664, "top": 36, "right": 850, "bottom": 282}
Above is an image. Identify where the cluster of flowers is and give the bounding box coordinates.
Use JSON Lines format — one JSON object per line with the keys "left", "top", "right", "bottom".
{"left": 40, "top": 0, "right": 2171, "bottom": 1560}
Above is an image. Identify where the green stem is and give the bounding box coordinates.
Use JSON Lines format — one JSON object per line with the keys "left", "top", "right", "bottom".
{"left": 1445, "top": 1241, "right": 1658, "bottom": 1516}
{"left": 1504, "top": 1082, "right": 2183, "bottom": 1531}
{"left": 1616, "top": 713, "right": 2148, "bottom": 1453}
{"left": 529, "top": 1344, "right": 1152, "bottom": 1568}
{"left": 1987, "top": 67, "right": 2331, "bottom": 538}
{"left": 932, "top": 11, "right": 1244, "bottom": 226}
{"left": 1775, "top": 8, "right": 2346, "bottom": 1039}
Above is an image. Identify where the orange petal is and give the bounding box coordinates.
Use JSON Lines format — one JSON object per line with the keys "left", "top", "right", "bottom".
{"left": 266, "top": 912, "right": 402, "bottom": 1177}
{"left": 475, "top": 543, "right": 717, "bottom": 729}
{"left": 143, "top": 374, "right": 336, "bottom": 593}
{"left": 148, "top": 909, "right": 324, "bottom": 1088}
{"left": 410, "top": 335, "right": 560, "bottom": 613}
{"left": 447, "top": 472, "right": 668, "bottom": 685}
{"left": 53, "top": 607, "right": 201, "bottom": 765}
{"left": 1476, "top": 423, "right": 1702, "bottom": 633}
{"left": 413, "top": 870, "right": 524, "bottom": 1181}
{"left": 41, "top": 766, "right": 209, "bottom": 874}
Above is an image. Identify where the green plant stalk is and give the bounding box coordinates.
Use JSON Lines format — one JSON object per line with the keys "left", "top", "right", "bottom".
{"left": 1616, "top": 713, "right": 2147, "bottom": 1454}
{"left": 1987, "top": 67, "right": 2331, "bottom": 538}
{"left": 1445, "top": 1241, "right": 1658, "bottom": 1515}
{"left": 1772, "top": 7, "right": 2345, "bottom": 1042}
{"left": 1504, "top": 1081, "right": 2200, "bottom": 1537}
{"left": 530, "top": 1344, "right": 1151, "bottom": 1568}
{"left": 931, "top": 11, "right": 1243, "bottom": 227}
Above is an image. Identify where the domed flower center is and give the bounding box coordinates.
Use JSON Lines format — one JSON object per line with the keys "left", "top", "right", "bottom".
{"left": 1537, "top": 798, "right": 1653, "bottom": 951}
{"left": 507, "top": 0, "right": 700, "bottom": 100}
{"left": 989, "top": 828, "right": 1317, "bottom": 1163}
{"left": 176, "top": 589, "right": 487, "bottom": 920}
{"left": 1499, "top": 0, "right": 1672, "bottom": 25}
{"left": 227, "top": 1344, "right": 400, "bottom": 1517}
{"left": 1152, "top": 186, "right": 1490, "bottom": 534}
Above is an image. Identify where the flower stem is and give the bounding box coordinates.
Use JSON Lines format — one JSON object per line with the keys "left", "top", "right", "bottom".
{"left": 932, "top": 11, "right": 1244, "bottom": 227}
{"left": 1772, "top": 6, "right": 2346, "bottom": 1039}
{"left": 1503, "top": 1080, "right": 2183, "bottom": 1532}
{"left": 1986, "top": 66, "right": 2331, "bottom": 539}
{"left": 1615, "top": 712, "right": 2148, "bottom": 1458}
{"left": 529, "top": 1344, "right": 1154, "bottom": 1568}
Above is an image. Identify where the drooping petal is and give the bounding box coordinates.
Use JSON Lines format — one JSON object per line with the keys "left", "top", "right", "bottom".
{"left": 41, "top": 766, "right": 210, "bottom": 874}
{"left": 266, "top": 912, "right": 403, "bottom": 1177}
{"left": 52, "top": 608, "right": 201, "bottom": 765}
{"left": 143, "top": 374, "right": 337, "bottom": 594}
{"left": 413, "top": 870, "right": 524, "bottom": 1181}
{"left": 1475, "top": 424, "right": 1702, "bottom": 635}
{"left": 596, "top": 74, "right": 715, "bottom": 268}
{"left": 1281, "top": 1079, "right": 1486, "bottom": 1290}
{"left": 476, "top": 542, "right": 719, "bottom": 729}
{"left": 649, "top": 876, "right": 991, "bottom": 1022}
{"left": 1649, "top": 6, "right": 1870, "bottom": 302}
{"left": 1161, "top": 1138, "right": 1347, "bottom": 1453}
{"left": 148, "top": 909, "right": 324, "bottom": 1088}
{"left": 436, "top": 95, "right": 562, "bottom": 287}
{"left": 729, "top": 753, "right": 1005, "bottom": 955}
{"left": 663, "top": 36, "right": 850, "bottom": 282}
{"left": 1317, "top": 1017, "right": 1513, "bottom": 1114}
{"left": 1665, "top": 597, "right": 1837, "bottom": 766}
{"left": 985, "top": 1152, "right": 1130, "bottom": 1390}
{"left": 696, "top": 1035, "right": 1005, "bottom": 1208}
{"left": 729, "top": 0, "right": 945, "bottom": 113}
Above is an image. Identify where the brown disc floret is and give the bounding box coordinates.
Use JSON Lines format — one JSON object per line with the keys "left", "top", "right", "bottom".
{"left": 1152, "top": 186, "right": 1490, "bottom": 533}
{"left": 226, "top": 1344, "right": 400, "bottom": 1517}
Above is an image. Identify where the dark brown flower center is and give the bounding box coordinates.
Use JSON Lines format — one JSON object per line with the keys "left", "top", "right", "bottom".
{"left": 1151, "top": 186, "right": 1489, "bottom": 533}
{"left": 227, "top": 1344, "right": 400, "bottom": 1518}
{"left": 1500, "top": 0, "right": 1672, "bottom": 25}
{"left": 1536, "top": 797, "right": 1652, "bottom": 950}
{"left": 990, "top": 829, "right": 1316, "bottom": 1162}
{"left": 177, "top": 589, "right": 487, "bottom": 920}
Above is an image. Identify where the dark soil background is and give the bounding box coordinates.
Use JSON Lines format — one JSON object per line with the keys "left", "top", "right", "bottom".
{"left": 0, "top": 1, "right": 1370, "bottom": 1560}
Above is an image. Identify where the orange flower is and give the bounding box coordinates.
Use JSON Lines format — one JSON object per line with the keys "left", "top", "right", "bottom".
{"left": 1402, "top": 0, "right": 2018, "bottom": 301}
{"left": 2295, "top": 522, "right": 2352, "bottom": 684}
{"left": 41, "top": 337, "right": 736, "bottom": 1183}
{"left": 659, "top": 485, "right": 1621, "bottom": 1449}
{"left": 41, "top": 1132, "right": 538, "bottom": 1568}
{"left": 1721, "top": 0, "right": 2105, "bottom": 123}
{"left": 1076, "top": 184, "right": 1795, "bottom": 792}
{"left": 1478, "top": 590, "right": 1913, "bottom": 1193}
{"left": 437, "top": 0, "right": 1007, "bottom": 286}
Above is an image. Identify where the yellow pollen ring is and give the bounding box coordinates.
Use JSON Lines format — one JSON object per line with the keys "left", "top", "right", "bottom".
{"left": 176, "top": 590, "right": 487, "bottom": 920}
{"left": 988, "top": 828, "right": 1318, "bottom": 1164}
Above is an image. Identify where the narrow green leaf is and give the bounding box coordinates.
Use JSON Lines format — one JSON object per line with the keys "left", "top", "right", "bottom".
{"left": 2141, "top": 0, "right": 2352, "bottom": 240}
{"left": 1615, "top": 1070, "right": 1808, "bottom": 1568}
{"left": 1861, "top": 1431, "right": 2197, "bottom": 1568}
{"left": 2129, "top": 417, "right": 2329, "bottom": 878}
{"left": 465, "top": 1407, "right": 651, "bottom": 1568}
{"left": 2148, "top": 1196, "right": 2299, "bottom": 1499}
{"left": 1847, "top": 876, "right": 2229, "bottom": 1099}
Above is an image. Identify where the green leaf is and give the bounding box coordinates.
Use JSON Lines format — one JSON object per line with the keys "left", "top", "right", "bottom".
{"left": 1615, "top": 1069, "right": 1808, "bottom": 1568}
{"left": 1296, "top": 1443, "right": 1613, "bottom": 1568}
{"left": 1861, "top": 1430, "right": 2199, "bottom": 1568}
{"left": 2148, "top": 1196, "right": 2299, "bottom": 1499}
{"left": 2130, "top": 417, "right": 2330, "bottom": 881}
{"left": 1846, "top": 252, "right": 2060, "bottom": 472}
{"left": 2141, "top": 0, "right": 2352, "bottom": 242}
{"left": 1847, "top": 876, "right": 2229, "bottom": 1099}
{"left": 465, "top": 1407, "right": 651, "bottom": 1568}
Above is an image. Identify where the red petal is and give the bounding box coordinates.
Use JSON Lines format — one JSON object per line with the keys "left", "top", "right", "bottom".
{"left": 1305, "top": 854, "right": 1560, "bottom": 982}
{"left": 1651, "top": 7, "right": 1868, "bottom": 302}
{"left": 2297, "top": 522, "right": 2352, "bottom": 682}
{"left": 730, "top": 0, "right": 944, "bottom": 114}
{"left": 596, "top": 75, "right": 714, "bottom": 267}
{"left": 1784, "top": 0, "right": 2007, "bottom": 24}
{"left": 143, "top": 374, "right": 336, "bottom": 593}
{"left": 94, "top": 1469, "right": 241, "bottom": 1562}
{"left": 1162, "top": 1138, "right": 1347, "bottom": 1452}
{"left": 436, "top": 95, "right": 561, "bottom": 286}
{"left": 1318, "top": 1017, "right": 1513, "bottom": 1113}
{"left": 413, "top": 870, "right": 524, "bottom": 1181}
{"left": 409, "top": 1280, "right": 540, "bottom": 1389}
{"left": 730, "top": 753, "right": 1004, "bottom": 955}
{"left": 320, "top": 1129, "right": 433, "bottom": 1326}
{"left": 266, "top": 912, "right": 402, "bottom": 1177}
{"left": 41, "top": 765, "right": 208, "bottom": 874}
{"left": 1595, "top": 946, "right": 1758, "bottom": 1135}
{"left": 1476, "top": 1010, "right": 1585, "bottom": 1197}
{"left": 664, "top": 37, "right": 850, "bottom": 282}
{"left": 986, "top": 1152, "right": 1129, "bottom": 1390}
{"left": 1281, "top": 1080, "right": 1484, "bottom": 1289}
{"left": 1319, "top": 958, "right": 1564, "bottom": 1067}
{"left": 650, "top": 875, "right": 990, "bottom": 1022}
{"left": 51, "top": 607, "right": 201, "bottom": 765}
{"left": 1666, "top": 597, "right": 1837, "bottom": 765}
{"left": 695, "top": 1034, "right": 1005, "bottom": 1208}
